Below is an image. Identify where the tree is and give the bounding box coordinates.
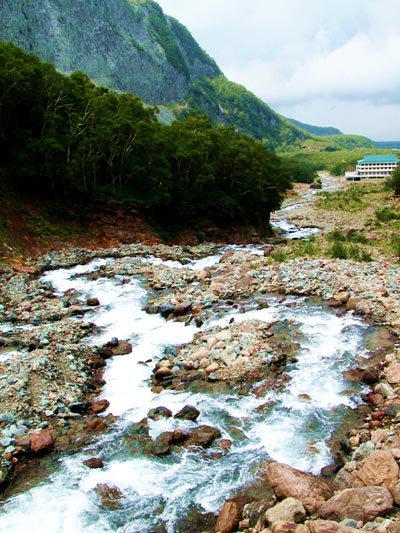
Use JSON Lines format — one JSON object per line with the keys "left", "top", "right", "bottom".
{"left": 387, "top": 165, "right": 400, "bottom": 196}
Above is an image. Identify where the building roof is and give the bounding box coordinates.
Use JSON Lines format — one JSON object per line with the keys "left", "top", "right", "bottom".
{"left": 358, "top": 154, "right": 399, "bottom": 164}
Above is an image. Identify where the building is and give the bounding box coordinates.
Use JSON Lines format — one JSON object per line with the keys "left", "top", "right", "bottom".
{"left": 345, "top": 154, "right": 399, "bottom": 181}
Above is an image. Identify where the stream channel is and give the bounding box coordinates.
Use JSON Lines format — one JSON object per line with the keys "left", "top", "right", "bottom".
{"left": 0, "top": 242, "right": 383, "bottom": 532}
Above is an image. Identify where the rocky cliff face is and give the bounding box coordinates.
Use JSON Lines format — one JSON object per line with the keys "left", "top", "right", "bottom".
{"left": 0, "top": 0, "right": 308, "bottom": 147}
{"left": 0, "top": 0, "right": 220, "bottom": 104}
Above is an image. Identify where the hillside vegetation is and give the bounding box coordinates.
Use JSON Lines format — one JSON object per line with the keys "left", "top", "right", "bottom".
{"left": 0, "top": 0, "right": 375, "bottom": 152}
{"left": 0, "top": 42, "right": 292, "bottom": 252}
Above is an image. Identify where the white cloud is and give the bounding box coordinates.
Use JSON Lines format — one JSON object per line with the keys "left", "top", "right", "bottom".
{"left": 157, "top": 0, "right": 400, "bottom": 140}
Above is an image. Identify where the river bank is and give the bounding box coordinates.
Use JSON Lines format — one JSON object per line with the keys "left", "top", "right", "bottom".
{"left": 1, "top": 180, "right": 400, "bottom": 532}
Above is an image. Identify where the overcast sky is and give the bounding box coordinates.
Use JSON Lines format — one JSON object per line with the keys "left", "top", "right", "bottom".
{"left": 156, "top": 0, "right": 400, "bottom": 141}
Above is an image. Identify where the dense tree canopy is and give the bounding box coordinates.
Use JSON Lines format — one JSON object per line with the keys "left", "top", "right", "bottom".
{"left": 0, "top": 42, "right": 291, "bottom": 230}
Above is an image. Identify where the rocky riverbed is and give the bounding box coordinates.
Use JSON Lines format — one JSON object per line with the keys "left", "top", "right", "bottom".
{"left": 1, "top": 184, "right": 400, "bottom": 532}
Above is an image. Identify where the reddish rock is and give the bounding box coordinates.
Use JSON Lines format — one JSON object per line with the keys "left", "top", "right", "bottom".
{"left": 371, "top": 411, "right": 385, "bottom": 420}
{"left": 85, "top": 417, "right": 106, "bottom": 431}
{"left": 174, "top": 302, "right": 192, "bottom": 316}
{"left": 308, "top": 520, "right": 361, "bottom": 533}
{"left": 95, "top": 483, "right": 124, "bottom": 510}
{"left": 272, "top": 521, "right": 298, "bottom": 533}
{"left": 84, "top": 457, "right": 104, "bottom": 469}
{"left": 154, "top": 367, "right": 174, "bottom": 382}
{"left": 86, "top": 297, "right": 100, "bottom": 306}
{"left": 92, "top": 399, "right": 110, "bottom": 413}
{"left": 266, "top": 462, "right": 332, "bottom": 515}
{"left": 110, "top": 341, "right": 132, "bottom": 355}
{"left": 354, "top": 450, "right": 399, "bottom": 491}
{"left": 214, "top": 500, "right": 241, "bottom": 533}
{"left": 186, "top": 425, "right": 221, "bottom": 448}
{"left": 346, "top": 297, "right": 363, "bottom": 311}
{"left": 318, "top": 486, "right": 393, "bottom": 522}
{"left": 30, "top": 430, "right": 55, "bottom": 454}
{"left": 364, "top": 392, "right": 385, "bottom": 407}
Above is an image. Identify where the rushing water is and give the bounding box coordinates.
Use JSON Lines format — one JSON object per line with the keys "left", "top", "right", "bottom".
{"left": 0, "top": 252, "right": 378, "bottom": 532}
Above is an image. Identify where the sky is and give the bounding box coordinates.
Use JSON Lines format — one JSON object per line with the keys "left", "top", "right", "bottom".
{"left": 156, "top": 0, "right": 400, "bottom": 141}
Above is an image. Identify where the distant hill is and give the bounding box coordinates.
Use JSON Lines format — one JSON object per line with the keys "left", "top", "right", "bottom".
{"left": 374, "top": 141, "right": 400, "bottom": 150}
{"left": 288, "top": 118, "right": 342, "bottom": 136}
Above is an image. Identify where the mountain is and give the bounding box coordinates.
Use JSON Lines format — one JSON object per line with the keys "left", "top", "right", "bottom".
{"left": 374, "top": 141, "right": 400, "bottom": 150}
{"left": 0, "top": 0, "right": 311, "bottom": 150}
{"left": 287, "top": 118, "right": 342, "bottom": 137}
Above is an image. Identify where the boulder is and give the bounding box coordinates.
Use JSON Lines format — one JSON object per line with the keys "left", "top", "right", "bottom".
{"left": 86, "top": 297, "right": 100, "bottom": 306}
{"left": 386, "top": 363, "right": 400, "bottom": 385}
{"left": 272, "top": 522, "right": 298, "bottom": 533}
{"left": 174, "top": 405, "right": 200, "bottom": 421}
{"left": 109, "top": 341, "right": 132, "bottom": 356}
{"left": 215, "top": 500, "right": 241, "bottom": 533}
{"left": 242, "top": 497, "right": 276, "bottom": 529}
{"left": 266, "top": 462, "right": 332, "bottom": 514}
{"left": 154, "top": 367, "right": 174, "bottom": 382}
{"left": 174, "top": 302, "right": 192, "bottom": 316}
{"left": 265, "top": 498, "right": 306, "bottom": 525}
{"left": 92, "top": 399, "right": 110, "bottom": 413}
{"left": 318, "top": 486, "right": 394, "bottom": 522}
{"left": 84, "top": 457, "right": 104, "bottom": 469}
{"left": 307, "top": 520, "right": 362, "bottom": 533}
{"left": 354, "top": 450, "right": 399, "bottom": 491}
{"left": 30, "top": 430, "right": 55, "bottom": 454}
{"left": 147, "top": 406, "right": 173, "bottom": 420}
{"left": 159, "top": 303, "right": 175, "bottom": 318}
{"left": 190, "top": 347, "right": 211, "bottom": 361}
{"left": 186, "top": 425, "right": 221, "bottom": 448}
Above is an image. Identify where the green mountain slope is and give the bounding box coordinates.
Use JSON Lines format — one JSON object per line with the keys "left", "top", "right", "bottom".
{"left": 0, "top": 0, "right": 311, "bottom": 149}
{"left": 287, "top": 118, "right": 342, "bottom": 136}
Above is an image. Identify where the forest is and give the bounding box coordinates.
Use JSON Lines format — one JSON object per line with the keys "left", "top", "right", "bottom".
{"left": 0, "top": 42, "right": 292, "bottom": 232}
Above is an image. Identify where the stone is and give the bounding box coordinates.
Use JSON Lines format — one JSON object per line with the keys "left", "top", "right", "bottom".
{"left": 379, "top": 383, "right": 395, "bottom": 398}
{"left": 219, "top": 350, "right": 237, "bottom": 367}
{"left": 243, "top": 497, "right": 276, "bottom": 529}
{"left": 266, "top": 462, "right": 332, "bottom": 515}
{"left": 352, "top": 441, "right": 375, "bottom": 461}
{"left": 174, "top": 405, "right": 200, "bottom": 421}
{"left": 214, "top": 500, "right": 242, "bottom": 533}
{"left": 92, "top": 399, "right": 110, "bottom": 413}
{"left": 159, "top": 303, "right": 175, "bottom": 318}
{"left": 186, "top": 425, "right": 221, "bottom": 448}
{"left": 386, "top": 363, "right": 400, "bottom": 385}
{"left": 84, "top": 457, "right": 104, "bottom": 468}
{"left": 30, "top": 430, "right": 55, "bottom": 454}
{"left": 272, "top": 521, "right": 298, "bottom": 533}
{"left": 265, "top": 498, "right": 306, "bottom": 525}
{"left": 308, "top": 520, "right": 361, "bottom": 533}
{"left": 86, "top": 297, "right": 100, "bottom": 306}
{"left": 206, "top": 362, "right": 219, "bottom": 373}
{"left": 190, "top": 347, "right": 211, "bottom": 361}
{"left": 147, "top": 432, "right": 174, "bottom": 455}
{"left": 85, "top": 417, "right": 107, "bottom": 431}
{"left": 354, "top": 450, "right": 399, "bottom": 491}
{"left": 215, "top": 329, "right": 232, "bottom": 342}
{"left": 346, "top": 297, "right": 363, "bottom": 311}
{"left": 174, "top": 302, "right": 192, "bottom": 316}
{"left": 154, "top": 367, "right": 174, "bottom": 382}
{"left": 147, "top": 406, "right": 173, "bottom": 420}
{"left": 318, "top": 487, "right": 393, "bottom": 522}
{"left": 110, "top": 341, "right": 132, "bottom": 355}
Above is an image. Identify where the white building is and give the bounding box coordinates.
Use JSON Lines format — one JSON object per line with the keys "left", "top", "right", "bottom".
{"left": 345, "top": 154, "right": 399, "bottom": 181}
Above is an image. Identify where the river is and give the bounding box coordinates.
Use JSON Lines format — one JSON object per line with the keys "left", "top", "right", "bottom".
{"left": 0, "top": 248, "right": 380, "bottom": 533}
